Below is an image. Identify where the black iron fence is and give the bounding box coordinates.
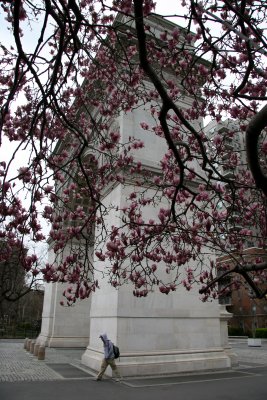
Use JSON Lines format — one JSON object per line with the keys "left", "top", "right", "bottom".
{"left": 0, "top": 320, "right": 41, "bottom": 339}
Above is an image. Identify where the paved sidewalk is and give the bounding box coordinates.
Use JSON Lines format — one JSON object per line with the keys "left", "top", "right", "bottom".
{"left": 1, "top": 339, "right": 267, "bottom": 400}
{"left": 0, "top": 339, "right": 95, "bottom": 382}
{"left": 228, "top": 338, "right": 267, "bottom": 366}
{"left": 1, "top": 338, "right": 267, "bottom": 383}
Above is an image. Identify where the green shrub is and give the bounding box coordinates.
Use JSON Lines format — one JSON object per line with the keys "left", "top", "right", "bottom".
{"left": 18, "top": 322, "right": 32, "bottom": 330}
{"left": 255, "top": 328, "right": 267, "bottom": 338}
{"left": 228, "top": 327, "right": 246, "bottom": 336}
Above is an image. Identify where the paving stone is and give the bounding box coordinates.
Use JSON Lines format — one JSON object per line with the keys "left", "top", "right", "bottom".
{"left": 1, "top": 339, "right": 267, "bottom": 382}
{"left": 0, "top": 341, "right": 89, "bottom": 382}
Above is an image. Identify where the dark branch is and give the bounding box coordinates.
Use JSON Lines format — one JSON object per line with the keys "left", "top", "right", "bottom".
{"left": 246, "top": 105, "right": 267, "bottom": 197}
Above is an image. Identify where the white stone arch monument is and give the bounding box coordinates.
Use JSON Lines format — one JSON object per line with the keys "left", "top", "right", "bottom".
{"left": 37, "top": 13, "right": 235, "bottom": 375}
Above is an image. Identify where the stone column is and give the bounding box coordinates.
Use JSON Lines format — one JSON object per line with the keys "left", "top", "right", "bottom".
{"left": 36, "top": 240, "right": 91, "bottom": 348}
{"left": 220, "top": 305, "right": 238, "bottom": 366}
{"left": 36, "top": 281, "right": 91, "bottom": 348}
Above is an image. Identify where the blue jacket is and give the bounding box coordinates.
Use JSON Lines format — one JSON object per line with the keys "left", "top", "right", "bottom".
{"left": 100, "top": 333, "right": 114, "bottom": 359}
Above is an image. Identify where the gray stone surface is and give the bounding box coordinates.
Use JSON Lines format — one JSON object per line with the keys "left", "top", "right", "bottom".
{"left": 1, "top": 338, "right": 267, "bottom": 383}
{"left": 1, "top": 339, "right": 267, "bottom": 400}
{"left": 0, "top": 340, "right": 94, "bottom": 382}
{"left": 228, "top": 338, "right": 267, "bottom": 366}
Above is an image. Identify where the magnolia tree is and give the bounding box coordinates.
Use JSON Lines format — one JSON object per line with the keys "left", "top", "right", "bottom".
{"left": 0, "top": 0, "right": 266, "bottom": 305}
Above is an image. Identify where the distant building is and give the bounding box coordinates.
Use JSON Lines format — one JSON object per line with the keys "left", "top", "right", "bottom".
{"left": 218, "top": 248, "right": 267, "bottom": 335}
{"left": 205, "top": 120, "right": 267, "bottom": 334}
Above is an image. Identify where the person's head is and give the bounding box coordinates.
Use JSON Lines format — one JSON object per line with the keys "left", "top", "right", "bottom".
{"left": 99, "top": 333, "right": 108, "bottom": 343}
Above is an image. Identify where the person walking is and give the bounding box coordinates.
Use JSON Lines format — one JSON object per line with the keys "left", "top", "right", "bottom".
{"left": 96, "top": 333, "right": 121, "bottom": 382}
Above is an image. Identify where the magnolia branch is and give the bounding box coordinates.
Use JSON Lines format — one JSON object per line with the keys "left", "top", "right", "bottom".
{"left": 133, "top": 2, "right": 213, "bottom": 197}
{"left": 199, "top": 261, "right": 267, "bottom": 299}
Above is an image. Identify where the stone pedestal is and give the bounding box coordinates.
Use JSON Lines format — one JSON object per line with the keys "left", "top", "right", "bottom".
{"left": 248, "top": 338, "right": 262, "bottom": 347}
{"left": 82, "top": 281, "right": 232, "bottom": 376}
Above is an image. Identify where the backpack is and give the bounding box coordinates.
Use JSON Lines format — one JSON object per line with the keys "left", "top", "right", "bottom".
{"left": 113, "top": 344, "right": 120, "bottom": 359}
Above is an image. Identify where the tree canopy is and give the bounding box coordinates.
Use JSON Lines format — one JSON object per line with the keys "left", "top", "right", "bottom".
{"left": 0, "top": 0, "right": 266, "bottom": 305}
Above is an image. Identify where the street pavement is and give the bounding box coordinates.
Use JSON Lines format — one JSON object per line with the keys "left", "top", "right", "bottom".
{"left": 1, "top": 338, "right": 267, "bottom": 400}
